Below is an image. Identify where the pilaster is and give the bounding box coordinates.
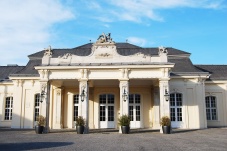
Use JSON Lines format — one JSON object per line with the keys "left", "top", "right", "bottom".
{"left": 119, "top": 80, "right": 129, "bottom": 115}
{"left": 79, "top": 79, "right": 89, "bottom": 133}
{"left": 53, "top": 87, "right": 63, "bottom": 129}
{"left": 159, "top": 79, "right": 170, "bottom": 133}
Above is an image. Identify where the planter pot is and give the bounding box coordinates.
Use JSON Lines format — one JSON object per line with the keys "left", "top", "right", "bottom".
{"left": 35, "top": 125, "right": 44, "bottom": 134}
{"left": 162, "top": 126, "right": 171, "bottom": 134}
{"left": 121, "top": 126, "right": 130, "bottom": 134}
{"left": 77, "top": 126, "right": 84, "bottom": 134}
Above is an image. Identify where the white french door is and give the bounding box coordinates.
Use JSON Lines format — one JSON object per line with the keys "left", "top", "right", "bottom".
{"left": 129, "top": 94, "right": 141, "bottom": 128}
{"left": 99, "top": 94, "right": 115, "bottom": 128}
{"left": 170, "top": 93, "right": 183, "bottom": 128}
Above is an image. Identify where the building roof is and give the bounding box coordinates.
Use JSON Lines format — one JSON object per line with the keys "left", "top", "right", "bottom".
{"left": 6, "top": 42, "right": 227, "bottom": 80}
{"left": 195, "top": 65, "right": 227, "bottom": 80}
{"left": 169, "top": 58, "right": 204, "bottom": 73}
{"left": 0, "top": 65, "right": 25, "bottom": 81}
{"left": 10, "top": 59, "right": 41, "bottom": 77}
{"left": 28, "top": 43, "right": 190, "bottom": 58}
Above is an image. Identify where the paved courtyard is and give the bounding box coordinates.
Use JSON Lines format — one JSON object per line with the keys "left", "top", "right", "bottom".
{"left": 0, "top": 128, "right": 227, "bottom": 151}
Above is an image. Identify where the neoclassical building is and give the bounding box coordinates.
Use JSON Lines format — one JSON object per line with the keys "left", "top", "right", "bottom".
{"left": 0, "top": 33, "right": 227, "bottom": 132}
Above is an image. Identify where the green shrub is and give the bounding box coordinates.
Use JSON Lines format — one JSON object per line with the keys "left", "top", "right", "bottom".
{"left": 75, "top": 116, "right": 85, "bottom": 126}
{"left": 160, "top": 116, "right": 171, "bottom": 126}
{"left": 36, "top": 115, "right": 46, "bottom": 126}
{"left": 118, "top": 114, "right": 130, "bottom": 126}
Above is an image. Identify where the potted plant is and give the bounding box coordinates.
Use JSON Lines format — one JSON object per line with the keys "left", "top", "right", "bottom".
{"left": 160, "top": 116, "right": 171, "bottom": 134}
{"left": 75, "top": 116, "right": 85, "bottom": 134}
{"left": 35, "top": 115, "right": 46, "bottom": 134}
{"left": 118, "top": 114, "right": 131, "bottom": 134}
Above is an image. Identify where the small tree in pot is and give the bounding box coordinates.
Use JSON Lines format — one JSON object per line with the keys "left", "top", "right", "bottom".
{"left": 118, "top": 114, "right": 131, "bottom": 134}
{"left": 75, "top": 116, "right": 85, "bottom": 134}
{"left": 160, "top": 116, "right": 171, "bottom": 134}
{"left": 35, "top": 115, "right": 46, "bottom": 134}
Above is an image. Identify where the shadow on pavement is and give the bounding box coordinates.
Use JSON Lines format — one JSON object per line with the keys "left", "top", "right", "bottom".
{"left": 0, "top": 142, "right": 73, "bottom": 151}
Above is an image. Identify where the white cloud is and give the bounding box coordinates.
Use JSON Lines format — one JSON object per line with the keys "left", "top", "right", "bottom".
{"left": 0, "top": 0, "right": 74, "bottom": 65}
{"left": 127, "top": 37, "right": 147, "bottom": 46}
{"left": 103, "top": 0, "right": 225, "bottom": 22}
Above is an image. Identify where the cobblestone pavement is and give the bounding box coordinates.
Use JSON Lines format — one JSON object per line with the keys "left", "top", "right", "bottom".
{"left": 0, "top": 128, "right": 227, "bottom": 151}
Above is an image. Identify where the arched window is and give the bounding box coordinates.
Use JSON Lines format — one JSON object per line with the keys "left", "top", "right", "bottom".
{"left": 5, "top": 97, "right": 13, "bottom": 120}
{"left": 34, "top": 94, "right": 40, "bottom": 121}
{"left": 205, "top": 96, "right": 217, "bottom": 120}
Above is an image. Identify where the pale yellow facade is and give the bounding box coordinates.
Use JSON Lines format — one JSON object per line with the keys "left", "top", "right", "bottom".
{"left": 1, "top": 36, "right": 227, "bottom": 131}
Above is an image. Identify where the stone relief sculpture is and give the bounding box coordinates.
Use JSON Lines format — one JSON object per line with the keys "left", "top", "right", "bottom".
{"left": 44, "top": 45, "right": 52, "bottom": 56}
{"left": 58, "top": 53, "right": 72, "bottom": 59}
{"left": 96, "top": 33, "right": 115, "bottom": 44}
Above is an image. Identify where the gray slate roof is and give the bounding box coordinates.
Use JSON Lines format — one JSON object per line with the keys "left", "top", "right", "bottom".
{"left": 28, "top": 43, "right": 190, "bottom": 58}
{"left": 10, "top": 59, "right": 41, "bottom": 77}
{"left": 5, "top": 42, "right": 227, "bottom": 80}
{"left": 169, "top": 58, "right": 204, "bottom": 73}
{"left": 0, "top": 65, "right": 25, "bottom": 81}
{"left": 195, "top": 65, "right": 227, "bottom": 80}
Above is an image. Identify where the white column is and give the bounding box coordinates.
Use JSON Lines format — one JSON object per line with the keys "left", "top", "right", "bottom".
{"left": 40, "top": 81, "right": 51, "bottom": 133}
{"left": 119, "top": 80, "right": 129, "bottom": 133}
{"left": 119, "top": 80, "right": 129, "bottom": 115}
{"left": 79, "top": 80, "right": 89, "bottom": 134}
{"left": 159, "top": 79, "right": 170, "bottom": 133}
{"left": 53, "top": 87, "right": 62, "bottom": 129}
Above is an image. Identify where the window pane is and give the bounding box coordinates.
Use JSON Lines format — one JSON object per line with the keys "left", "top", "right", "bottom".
{"left": 170, "top": 94, "right": 175, "bottom": 106}
{"left": 129, "top": 106, "right": 133, "bottom": 121}
{"left": 108, "top": 106, "right": 114, "bottom": 121}
{"left": 177, "top": 108, "right": 182, "bottom": 121}
{"left": 136, "top": 106, "right": 140, "bottom": 121}
{"left": 176, "top": 93, "right": 182, "bottom": 106}
{"left": 129, "top": 94, "right": 134, "bottom": 104}
{"left": 74, "top": 106, "right": 78, "bottom": 121}
{"left": 170, "top": 108, "right": 175, "bottom": 121}
{"left": 135, "top": 94, "right": 140, "bottom": 104}
{"left": 108, "top": 94, "right": 114, "bottom": 104}
{"left": 99, "top": 94, "right": 106, "bottom": 104}
{"left": 205, "top": 96, "right": 217, "bottom": 120}
{"left": 5, "top": 97, "right": 13, "bottom": 121}
{"left": 206, "top": 109, "right": 211, "bottom": 120}
{"left": 100, "top": 106, "right": 105, "bottom": 121}
{"left": 74, "top": 95, "right": 79, "bottom": 104}
{"left": 211, "top": 109, "right": 217, "bottom": 120}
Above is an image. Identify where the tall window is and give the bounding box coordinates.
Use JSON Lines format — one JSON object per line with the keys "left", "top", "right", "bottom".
{"left": 34, "top": 94, "right": 40, "bottom": 121}
{"left": 74, "top": 94, "right": 79, "bottom": 121}
{"left": 5, "top": 97, "right": 13, "bottom": 120}
{"left": 170, "top": 93, "right": 182, "bottom": 122}
{"left": 205, "top": 96, "right": 217, "bottom": 120}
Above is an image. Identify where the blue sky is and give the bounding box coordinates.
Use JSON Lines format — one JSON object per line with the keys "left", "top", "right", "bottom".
{"left": 0, "top": 0, "right": 226, "bottom": 65}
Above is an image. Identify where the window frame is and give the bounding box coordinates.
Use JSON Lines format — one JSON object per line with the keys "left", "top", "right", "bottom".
{"left": 205, "top": 96, "right": 218, "bottom": 121}
{"left": 34, "top": 93, "right": 40, "bottom": 121}
{"left": 73, "top": 94, "right": 79, "bottom": 121}
{"left": 4, "top": 96, "right": 13, "bottom": 121}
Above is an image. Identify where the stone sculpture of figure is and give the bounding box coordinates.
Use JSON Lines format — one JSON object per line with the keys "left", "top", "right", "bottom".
{"left": 44, "top": 45, "right": 52, "bottom": 56}
{"left": 96, "top": 32, "right": 114, "bottom": 43}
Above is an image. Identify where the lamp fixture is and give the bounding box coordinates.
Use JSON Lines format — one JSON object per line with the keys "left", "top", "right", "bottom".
{"left": 80, "top": 89, "right": 86, "bottom": 102}
{"left": 122, "top": 89, "right": 128, "bottom": 102}
{"left": 40, "top": 90, "right": 46, "bottom": 103}
{"left": 164, "top": 89, "right": 170, "bottom": 102}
